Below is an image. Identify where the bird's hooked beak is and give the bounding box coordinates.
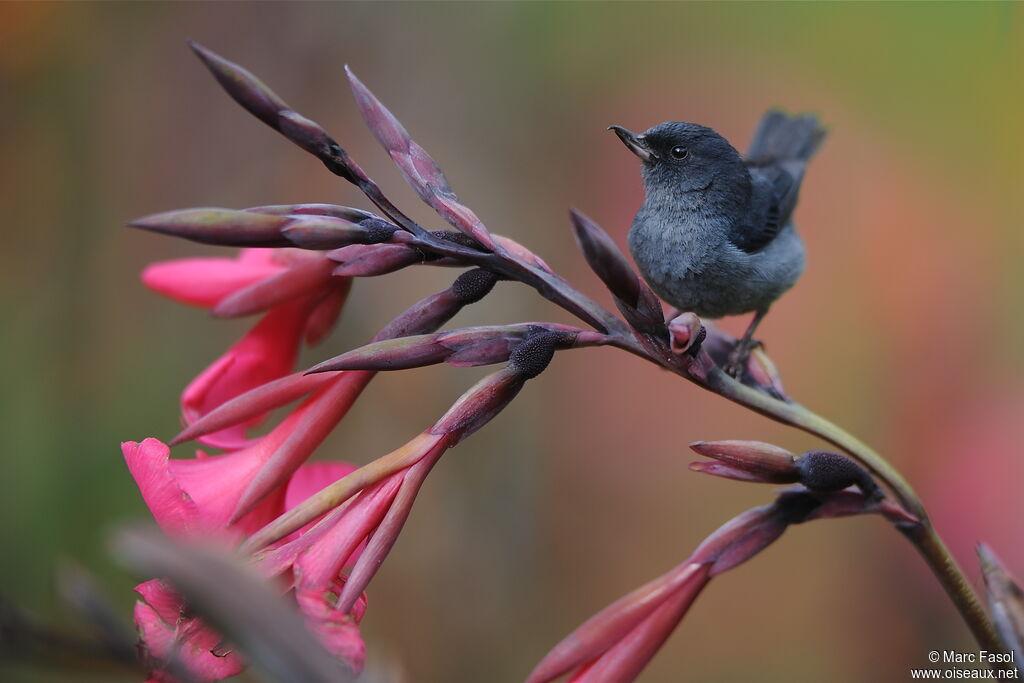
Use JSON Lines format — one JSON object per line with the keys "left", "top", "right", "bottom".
{"left": 608, "top": 125, "right": 654, "bottom": 162}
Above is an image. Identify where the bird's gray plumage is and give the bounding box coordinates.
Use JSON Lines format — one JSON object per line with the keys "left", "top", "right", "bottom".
{"left": 613, "top": 112, "right": 825, "bottom": 320}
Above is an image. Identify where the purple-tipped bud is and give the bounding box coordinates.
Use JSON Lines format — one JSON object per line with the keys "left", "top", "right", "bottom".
{"left": 189, "top": 43, "right": 367, "bottom": 185}
{"left": 281, "top": 216, "right": 390, "bottom": 250}
{"left": 245, "top": 203, "right": 376, "bottom": 222}
{"left": 334, "top": 444, "right": 444, "bottom": 614}
{"left": 371, "top": 269, "right": 499, "bottom": 342}
{"left": 525, "top": 562, "right": 711, "bottom": 683}
{"left": 276, "top": 109, "right": 336, "bottom": 158}
{"left": 570, "top": 208, "right": 641, "bottom": 306}
{"left": 308, "top": 324, "right": 581, "bottom": 374}
{"left": 328, "top": 243, "right": 422, "bottom": 277}
{"left": 689, "top": 440, "right": 800, "bottom": 484}
{"left": 189, "top": 42, "right": 290, "bottom": 131}
{"left": 691, "top": 495, "right": 819, "bottom": 575}
{"left": 431, "top": 369, "right": 526, "bottom": 443}
{"left": 345, "top": 66, "right": 494, "bottom": 249}
{"left": 170, "top": 372, "right": 335, "bottom": 446}
{"left": 128, "top": 208, "right": 294, "bottom": 247}
{"left": 977, "top": 544, "right": 1024, "bottom": 668}
{"left": 212, "top": 256, "right": 336, "bottom": 318}
{"left": 668, "top": 312, "right": 703, "bottom": 355}
{"left": 568, "top": 209, "right": 664, "bottom": 333}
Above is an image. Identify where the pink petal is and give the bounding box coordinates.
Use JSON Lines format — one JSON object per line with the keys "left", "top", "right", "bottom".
{"left": 181, "top": 299, "right": 312, "bottom": 450}
{"left": 231, "top": 371, "right": 374, "bottom": 521}
{"left": 125, "top": 403, "right": 312, "bottom": 539}
{"left": 284, "top": 461, "right": 359, "bottom": 513}
{"left": 123, "top": 439, "right": 200, "bottom": 536}
{"left": 134, "top": 580, "right": 245, "bottom": 682}
{"left": 573, "top": 566, "right": 711, "bottom": 682}
{"left": 303, "top": 280, "right": 352, "bottom": 346}
{"left": 294, "top": 476, "right": 401, "bottom": 587}
{"left": 142, "top": 252, "right": 283, "bottom": 308}
{"left": 525, "top": 562, "right": 706, "bottom": 683}
{"left": 171, "top": 371, "right": 334, "bottom": 447}
{"left": 295, "top": 577, "right": 367, "bottom": 673}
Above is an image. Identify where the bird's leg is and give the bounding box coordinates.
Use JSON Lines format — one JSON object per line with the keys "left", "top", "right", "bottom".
{"left": 724, "top": 308, "right": 768, "bottom": 378}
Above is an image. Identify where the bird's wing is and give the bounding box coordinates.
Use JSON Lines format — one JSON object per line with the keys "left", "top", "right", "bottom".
{"left": 729, "top": 163, "right": 801, "bottom": 254}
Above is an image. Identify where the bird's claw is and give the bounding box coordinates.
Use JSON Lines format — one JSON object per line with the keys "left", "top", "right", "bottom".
{"left": 723, "top": 339, "right": 763, "bottom": 378}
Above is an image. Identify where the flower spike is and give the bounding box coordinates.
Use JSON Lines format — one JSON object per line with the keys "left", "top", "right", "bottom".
{"left": 346, "top": 65, "right": 496, "bottom": 250}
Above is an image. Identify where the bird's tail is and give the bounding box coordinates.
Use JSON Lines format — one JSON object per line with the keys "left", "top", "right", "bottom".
{"left": 746, "top": 110, "right": 826, "bottom": 164}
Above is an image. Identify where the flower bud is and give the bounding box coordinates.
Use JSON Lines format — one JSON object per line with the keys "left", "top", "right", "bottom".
{"left": 689, "top": 440, "right": 799, "bottom": 484}
{"left": 129, "top": 208, "right": 294, "bottom": 247}
{"left": 668, "top": 312, "right": 704, "bottom": 355}
{"left": 346, "top": 65, "right": 495, "bottom": 249}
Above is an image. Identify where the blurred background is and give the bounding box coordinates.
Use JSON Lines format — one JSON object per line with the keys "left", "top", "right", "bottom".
{"left": 1, "top": 2, "right": 1022, "bottom": 681}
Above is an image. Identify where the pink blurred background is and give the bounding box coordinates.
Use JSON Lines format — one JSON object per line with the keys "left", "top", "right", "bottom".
{"left": 1, "top": 3, "right": 1022, "bottom": 681}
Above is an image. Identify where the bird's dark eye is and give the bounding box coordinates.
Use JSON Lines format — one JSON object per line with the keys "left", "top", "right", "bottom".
{"left": 670, "top": 146, "right": 689, "bottom": 159}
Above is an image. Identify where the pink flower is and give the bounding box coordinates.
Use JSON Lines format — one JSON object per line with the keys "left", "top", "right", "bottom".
{"left": 142, "top": 249, "right": 349, "bottom": 450}
{"left": 141, "top": 249, "right": 285, "bottom": 309}
{"left": 126, "top": 448, "right": 366, "bottom": 680}
{"left": 133, "top": 579, "right": 243, "bottom": 683}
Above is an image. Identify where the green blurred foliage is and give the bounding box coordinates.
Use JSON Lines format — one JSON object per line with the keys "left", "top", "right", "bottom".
{"left": 1, "top": 2, "right": 1021, "bottom": 681}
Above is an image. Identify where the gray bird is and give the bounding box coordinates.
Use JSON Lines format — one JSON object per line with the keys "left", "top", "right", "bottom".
{"left": 610, "top": 111, "right": 826, "bottom": 376}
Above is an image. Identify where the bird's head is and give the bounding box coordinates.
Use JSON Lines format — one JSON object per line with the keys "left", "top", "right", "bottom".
{"left": 609, "top": 121, "right": 743, "bottom": 194}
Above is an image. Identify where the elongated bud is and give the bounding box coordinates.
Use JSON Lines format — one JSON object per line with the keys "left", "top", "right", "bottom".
{"left": 977, "top": 544, "right": 1024, "bottom": 668}
{"left": 276, "top": 109, "right": 336, "bottom": 159}
{"left": 190, "top": 42, "right": 367, "bottom": 185}
{"left": 689, "top": 440, "right": 799, "bottom": 484}
{"left": 371, "top": 269, "right": 499, "bottom": 343}
{"left": 430, "top": 369, "right": 526, "bottom": 442}
{"left": 308, "top": 324, "right": 583, "bottom": 374}
{"left": 329, "top": 243, "right": 422, "bottom": 277}
{"left": 525, "top": 562, "right": 711, "bottom": 683}
{"left": 345, "top": 65, "right": 494, "bottom": 249}
{"left": 212, "top": 256, "right": 335, "bottom": 318}
{"left": 169, "top": 372, "right": 335, "bottom": 446}
{"left": 690, "top": 495, "right": 818, "bottom": 575}
{"left": 129, "top": 208, "right": 294, "bottom": 247}
{"left": 189, "top": 41, "right": 290, "bottom": 130}
{"left": 569, "top": 208, "right": 664, "bottom": 332}
{"left": 246, "top": 203, "right": 376, "bottom": 221}
{"left": 280, "top": 216, "right": 391, "bottom": 250}
{"left": 570, "top": 208, "right": 641, "bottom": 306}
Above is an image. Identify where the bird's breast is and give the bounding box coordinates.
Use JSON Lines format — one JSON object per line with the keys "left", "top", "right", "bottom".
{"left": 628, "top": 209, "right": 805, "bottom": 318}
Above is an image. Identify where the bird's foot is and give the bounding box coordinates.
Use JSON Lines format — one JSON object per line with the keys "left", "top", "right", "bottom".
{"left": 724, "top": 338, "right": 763, "bottom": 378}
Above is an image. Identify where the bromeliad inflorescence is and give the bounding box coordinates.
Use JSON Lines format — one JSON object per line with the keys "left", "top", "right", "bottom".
{"left": 121, "top": 43, "right": 1019, "bottom": 682}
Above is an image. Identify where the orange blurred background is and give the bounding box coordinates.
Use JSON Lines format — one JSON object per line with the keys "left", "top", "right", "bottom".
{"left": 1, "top": 3, "right": 1022, "bottom": 681}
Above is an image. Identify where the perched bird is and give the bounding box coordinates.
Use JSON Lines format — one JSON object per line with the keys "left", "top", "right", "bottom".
{"left": 610, "top": 111, "right": 826, "bottom": 376}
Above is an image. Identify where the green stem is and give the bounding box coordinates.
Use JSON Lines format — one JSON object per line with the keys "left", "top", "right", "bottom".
{"left": 699, "top": 366, "right": 1006, "bottom": 658}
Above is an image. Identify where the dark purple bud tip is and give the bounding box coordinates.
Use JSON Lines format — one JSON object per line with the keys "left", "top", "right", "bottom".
{"left": 568, "top": 208, "right": 641, "bottom": 307}
{"left": 188, "top": 42, "right": 289, "bottom": 131}
{"left": 796, "top": 451, "right": 881, "bottom": 501}
{"left": 358, "top": 218, "right": 399, "bottom": 244}
{"left": 451, "top": 268, "right": 500, "bottom": 305}
{"left": 508, "top": 331, "right": 561, "bottom": 379}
